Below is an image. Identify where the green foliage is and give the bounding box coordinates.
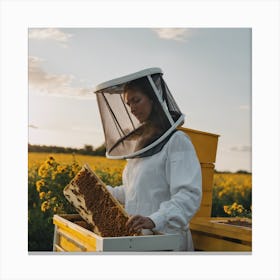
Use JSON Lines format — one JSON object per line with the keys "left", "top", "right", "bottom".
{"left": 28, "top": 156, "right": 79, "bottom": 251}
{"left": 28, "top": 155, "right": 122, "bottom": 251}
{"left": 28, "top": 165, "right": 54, "bottom": 251}
{"left": 95, "top": 169, "right": 123, "bottom": 187}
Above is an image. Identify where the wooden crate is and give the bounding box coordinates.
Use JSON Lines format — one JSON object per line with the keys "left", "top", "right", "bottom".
{"left": 190, "top": 217, "right": 252, "bottom": 252}
{"left": 53, "top": 214, "right": 181, "bottom": 252}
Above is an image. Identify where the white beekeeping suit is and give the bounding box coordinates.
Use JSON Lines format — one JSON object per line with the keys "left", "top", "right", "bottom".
{"left": 94, "top": 68, "right": 202, "bottom": 251}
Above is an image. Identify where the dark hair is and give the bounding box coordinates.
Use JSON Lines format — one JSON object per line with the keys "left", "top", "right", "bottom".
{"left": 124, "top": 76, "right": 171, "bottom": 135}
{"left": 123, "top": 77, "right": 156, "bottom": 101}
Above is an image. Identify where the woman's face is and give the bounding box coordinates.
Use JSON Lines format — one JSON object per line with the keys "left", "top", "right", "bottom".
{"left": 124, "top": 90, "right": 153, "bottom": 123}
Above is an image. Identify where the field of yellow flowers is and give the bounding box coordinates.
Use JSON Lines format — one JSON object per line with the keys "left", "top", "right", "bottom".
{"left": 28, "top": 152, "right": 126, "bottom": 184}
{"left": 28, "top": 152, "right": 252, "bottom": 251}
{"left": 212, "top": 173, "right": 252, "bottom": 218}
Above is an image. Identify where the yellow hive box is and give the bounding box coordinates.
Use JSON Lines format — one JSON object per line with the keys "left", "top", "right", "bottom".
{"left": 178, "top": 126, "right": 219, "bottom": 218}
{"left": 195, "top": 163, "right": 215, "bottom": 218}
{"left": 178, "top": 127, "right": 219, "bottom": 163}
{"left": 190, "top": 217, "right": 252, "bottom": 252}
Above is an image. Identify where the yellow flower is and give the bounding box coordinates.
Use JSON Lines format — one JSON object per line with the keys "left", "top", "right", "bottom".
{"left": 237, "top": 207, "right": 243, "bottom": 214}
{"left": 218, "top": 191, "right": 224, "bottom": 198}
{"left": 71, "top": 163, "right": 79, "bottom": 173}
{"left": 36, "top": 179, "right": 45, "bottom": 192}
{"left": 232, "top": 202, "right": 238, "bottom": 210}
{"left": 45, "top": 156, "right": 55, "bottom": 166}
{"left": 57, "top": 165, "right": 67, "bottom": 174}
{"left": 41, "top": 201, "right": 50, "bottom": 212}
{"left": 236, "top": 204, "right": 244, "bottom": 214}
{"left": 38, "top": 164, "right": 48, "bottom": 177}
{"left": 39, "top": 192, "right": 46, "bottom": 200}
{"left": 223, "top": 205, "right": 233, "bottom": 216}
{"left": 223, "top": 205, "right": 229, "bottom": 214}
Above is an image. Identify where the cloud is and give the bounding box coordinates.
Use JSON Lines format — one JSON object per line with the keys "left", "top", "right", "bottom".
{"left": 28, "top": 124, "right": 39, "bottom": 129}
{"left": 239, "top": 105, "right": 250, "bottom": 110}
{"left": 230, "top": 146, "right": 251, "bottom": 152}
{"left": 71, "top": 126, "right": 97, "bottom": 133}
{"left": 29, "top": 28, "right": 73, "bottom": 47}
{"left": 28, "top": 56, "right": 93, "bottom": 98}
{"left": 152, "top": 28, "right": 191, "bottom": 41}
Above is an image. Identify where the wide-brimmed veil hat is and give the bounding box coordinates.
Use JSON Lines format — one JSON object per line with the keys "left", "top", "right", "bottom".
{"left": 94, "top": 67, "right": 185, "bottom": 159}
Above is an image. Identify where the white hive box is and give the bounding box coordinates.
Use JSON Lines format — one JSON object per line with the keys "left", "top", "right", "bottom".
{"left": 53, "top": 214, "right": 180, "bottom": 252}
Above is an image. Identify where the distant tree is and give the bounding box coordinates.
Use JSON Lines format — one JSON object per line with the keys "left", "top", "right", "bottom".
{"left": 84, "top": 144, "right": 93, "bottom": 154}
{"left": 236, "top": 170, "right": 251, "bottom": 174}
{"left": 28, "top": 143, "right": 106, "bottom": 156}
{"left": 94, "top": 143, "right": 106, "bottom": 156}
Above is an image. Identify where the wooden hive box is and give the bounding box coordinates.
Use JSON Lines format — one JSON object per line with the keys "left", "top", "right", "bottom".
{"left": 53, "top": 214, "right": 180, "bottom": 252}
{"left": 190, "top": 217, "right": 252, "bottom": 252}
{"left": 178, "top": 126, "right": 219, "bottom": 218}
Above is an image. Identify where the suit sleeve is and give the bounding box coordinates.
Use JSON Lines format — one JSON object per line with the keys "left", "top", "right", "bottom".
{"left": 106, "top": 185, "right": 126, "bottom": 205}
{"left": 105, "top": 164, "right": 128, "bottom": 205}
{"left": 148, "top": 132, "right": 202, "bottom": 232}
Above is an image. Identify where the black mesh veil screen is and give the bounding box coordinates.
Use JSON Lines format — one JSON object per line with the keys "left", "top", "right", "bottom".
{"left": 95, "top": 73, "right": 184, "bottom": 158}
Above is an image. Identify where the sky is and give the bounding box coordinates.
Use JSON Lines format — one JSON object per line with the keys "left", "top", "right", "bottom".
{"left": 28, "top": 28, "right": 251, "bottom": 172}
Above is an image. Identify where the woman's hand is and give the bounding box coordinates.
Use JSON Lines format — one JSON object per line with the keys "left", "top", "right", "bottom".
{"left": 126, "top": 215, "right": 155, "bottom": 234}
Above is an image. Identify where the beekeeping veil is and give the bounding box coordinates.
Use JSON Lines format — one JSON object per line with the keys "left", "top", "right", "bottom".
{"left": 94, "top": 68, "right": 184, "bottom": 159}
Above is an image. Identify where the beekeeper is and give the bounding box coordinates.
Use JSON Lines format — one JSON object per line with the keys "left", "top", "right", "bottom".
{"left": 94, "top": 68, "right": 202, "bottom": 251}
